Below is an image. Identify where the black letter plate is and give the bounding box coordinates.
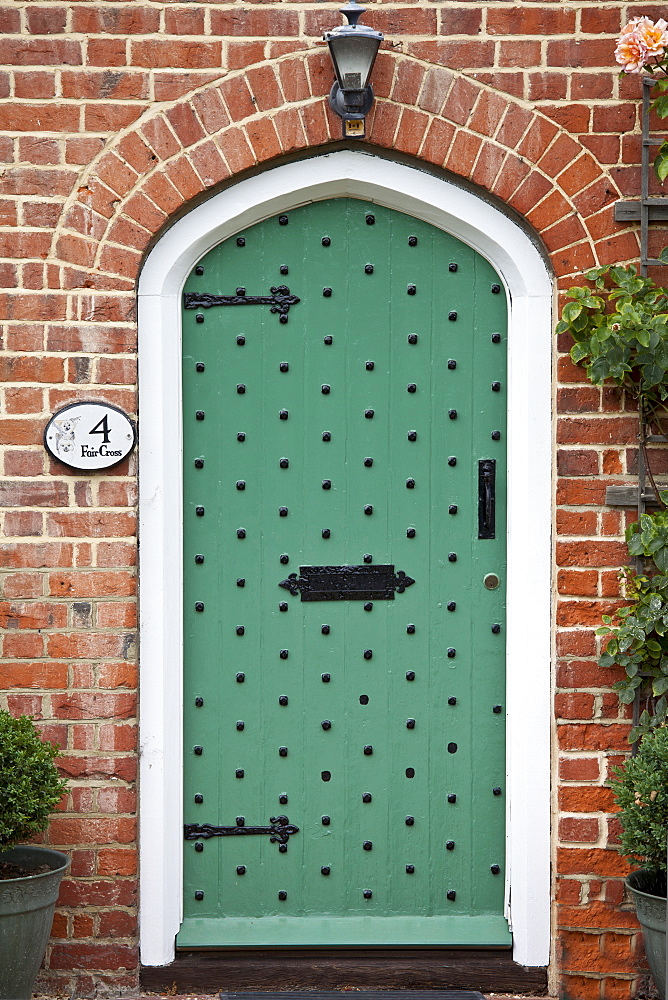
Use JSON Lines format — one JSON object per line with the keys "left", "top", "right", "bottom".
{"left": 279, "top": 565, "right": 415, "bottom": 601}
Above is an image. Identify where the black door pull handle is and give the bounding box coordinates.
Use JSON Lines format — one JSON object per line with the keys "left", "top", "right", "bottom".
{"left": 478, "top": 459, "right": 496, "bottom": 539}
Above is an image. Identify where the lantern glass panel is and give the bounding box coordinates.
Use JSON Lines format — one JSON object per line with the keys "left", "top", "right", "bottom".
{"left": 328, "top": 33, "right": 381, "bottom": 91}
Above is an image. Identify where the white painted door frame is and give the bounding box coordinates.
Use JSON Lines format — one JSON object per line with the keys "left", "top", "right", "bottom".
{"left": 137, "top": 150, "right": 553, "bottom": 969}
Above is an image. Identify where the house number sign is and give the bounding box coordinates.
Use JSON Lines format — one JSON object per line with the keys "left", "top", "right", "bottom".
{"left": 44, "top": 401, "right": 136, "bottom": 471}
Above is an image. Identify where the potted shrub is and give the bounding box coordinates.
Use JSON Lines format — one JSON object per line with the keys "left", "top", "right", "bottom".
{"left": 611, "top": 725, "right": 668, "bottom": 996}
{"left": 0, "top": 710, "right": 69, "bottom": 1000}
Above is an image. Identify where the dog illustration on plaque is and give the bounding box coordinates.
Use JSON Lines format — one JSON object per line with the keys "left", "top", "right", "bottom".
{"left": 51, "top": 414, "right": 81, "bottom": 459}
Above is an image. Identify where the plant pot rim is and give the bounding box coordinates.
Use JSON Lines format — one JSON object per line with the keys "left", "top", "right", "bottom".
{"left": 626, "top": 868, "right": 667, "bottom": 900}
{"left": 0, "top": 845, "right": 69, "bottom": 883}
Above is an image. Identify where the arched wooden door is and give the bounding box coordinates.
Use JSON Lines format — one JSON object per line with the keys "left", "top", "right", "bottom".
{"left": 179, "top": 198, "right": 509, "bottom": 948}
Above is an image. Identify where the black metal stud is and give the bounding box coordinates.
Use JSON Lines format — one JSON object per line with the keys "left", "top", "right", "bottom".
{"left": 447, "top": 890, "right": 456, "bottom": 901}
{"left": 196, "top": 362, "right": 205, "bottom": 372}
{"left": 195, "top": 554, "right": 204, "bottom": 564}
{"left": 195, "top": 697, "right": 204, "bottom": 707}
{"left": 406, "top": 478, "right": 415, "bottom": 489}
{"left": 279, "top": 215, "right": 288, "bottom": 225}
{"left": 449, "top": 410, "right": 457, "bottom": 420}
{"left": 365, "top": 264, "right": 374, "bottom": 274}
{"left": 323, "top": 287, "right": 332, "bottom": 297}
{"left": 322, "top": 432, "right": 331, "bottom": 441}
{"left": 237, "top": 384, "right": 246, "bottom": 395}
{"left": 448, "top": 696, "right": 457, "bottom": 706}
{"left": 406, "top": 719, "right": 416, "bottom": 729}
{"left": 447, "top": 601, "right": 456, "bottom": 611}
{"left": 237, "top": 336, "right": 245, "bottom": 345}
{"left": 364, "top": 505, "right": 373, "bottom": 516}
{"left": 448, "top": 359, "right": 456, "bottom": 370}
{"left": 365, "top": 409, "right": 374, "bottom": 419}
{"left": 279, "top": 746, "right": 288, "bottom": 757}
{"left": 364, "top": 602, "right": 373, "bottom": 611}
{"left": 366, "top": 361, "right": 374, "bottom": 371}
{"left": 491, "top": 283, "right": 501, "bottom": 294}
{"left": 493, "top": 787, "right": 502, "bottom": 796}
{"left": 279, "top": 506, "right": 288, "bottom": 517}
{"left": 364, "top": 457, "right": 373, "bottom": 467}
{"left": 237, "top": 865, "right": 246, "bottom": 875}
{"left": 280, "top": 265, "right": 289, "bottom": 275}
{"left": 324, "top": 335, "right": 333, "bottom": 344}
{"left": 236, "top": 768, "right": 244, "bottom": 778}
{"left": 278, "top": 890, "right": 288, "bottom": 901}
{"left": 279, "top": 843, "right": 287, "bottom": 853}
{"left": 195, "top": 890, "right": 204, "bottom": 900}
{"left": 196, "top": 506, "right": 205, "bottom": 517}
{"left": 236, "top": 721, "right": 245, "bottom": 730}
{"left": 492, "top": 623, "right": 501, "bottom": 634}
{"left": 363, "top": 792, "right": 372, "bottom": 803}
{"left": 448, "top": 311, "right": 457, "bottom": 321}
{"left": 321, "top": 771, "right": 331, "bottom": 781}
{"left": 236, "top": 672, "right": 245, "bottom": 683}
{"left": 407, "top": 383, "right": 417, "bottom": 393}
{"left": 237, "top": 237, "right": 245, "bottom": 246}
{"left": 408, "top": 236, "right": 418, "bottom": 246}
{"left": 359, "top": 695, "right": 369, "bottom": 704}
{"left": 448, "top": 457, "right": 456, "bottom": 467}
{"left": 363, "top": 650, "right": 372, "bottom": 660}
{"left": 492, "top": 381, "right": 501, "bottom": 392}
{"left": 322, "top": 529, "right": 331, "bottom": 538}
{"left": 407, "top": 284, "right": 416, "bottom": 295}
{"left": 194, "top": 745, "right": 203, "bottom": 755}
{"left": 322, "top": 720, "right": 332, "bottom": 730}
{"left": 406, "top": 671, "right": 415, "bottom": 681}
{"left": 492, "top": 430, "right": 501, "bottom": 440}
{"left": 236, "top": 626, "right": 244, "bottom": 635}
{"left": 492, "top": 333, "right": 501, "bottom": 343}
{"left": 322, "top": 624, "right": 330, "bottom": 634}
{"left": 195, "top": 265, "right": 204, "bottom": 275}
{"left": 279, "top": 362, "right": 289, "bottom": 372}
{"left": 408, "top": 334, "right": 418, "bottom": 344}
{"left": 279, "top": 603, "right": 288, "bottom": 613}
{"left": 366, "top": 214, "right": 375, "bottom": 225}
{"left": 448, "top": 793, "right": 457, "bottom": 803}
{"left": 195, "top": 793, "right": 203, "bottom": 803}
{"left": 405, "top": 816, "right": 415, "bottom": 826}
{"left": 406, "top": 864, "right": 415, "bottom": 874}
{"left": 448, "top": 743, "right": 457, "bottom": 754}
{"left": 448, "top": 553, "right": 457, "bottom": 562}
{"left": 321, "top": 865, "right": 331, "bottom": 874}
{"left": 196, "top": 314, "right": 204, "bottom": 324}
{"left": 449, "top": 505, "right": 458, "bottom": 515}
{"left": 493, "top": 704, "right": 503, "bottom": 713}
{"left": 447, "top": 648, "right": 456, "bottom": 658}
{"left": 407, "top": 624, "right": 415, "bottom": 634}
{"left": 279, "top": 458, "right": 289, "bottom": 469}
{"left": 279, "top": 696, "right": 288, "bottom": 706}
{"left": 491, "top": 865, "right": 501, "bottom": 875}
{"left": 195, "top": 602, "right": 204, "bottom": 613}
{"left": 363, "top": 841, "right": 373, "bottom": 851}
{"left": 449, "top": 262, "right": 458, "bottom": 272}
{"left": 196, "top": 410, "right": 205, "bottom": 421}
{"left": 322, "top": 816, "right": 330, "bottom": 825}
{"left": 406, "top": 767, "right": 415, "bottom": 778}
{"left": 407, "top": 528, "right": 416, "bottom": 538}
{"left": 237, "top": 432, "right": 245, "bottom": 441}
{"left": 363, "top": 553, "right": 372, "bottom": 563}
{"left": 279, "top": 794, "right": 288, "bottom": 804}
{"left": 322, "top": 384, "right": 331, "bottom": 394}
{"left": 236, "top": 480, "right": 246, "bottom": 490}
{"left": 194, "top": 459, "right": 204, "bottom": 469}
{"left": 446, "top": 841, "right": 455, "bottom": 851}
{"left": 364, "top": 745, "right": 373, "bottom": 755}
{"left": 408, "top": 430, "right": 417, "bottom": 442}
{"left": 237, "top": 817, "right": 245, "bottom": 827}
{"left": 280, "top": 648, "right": 289, "bottom": 658}
{"left": 322, "top": 480, "right": 331, "bottom": 490}
{"left": 237, "top": 578, "right": 245, "bottom": 587}
{"left": 322, "top": 673, "right": 331, "bottom": 682}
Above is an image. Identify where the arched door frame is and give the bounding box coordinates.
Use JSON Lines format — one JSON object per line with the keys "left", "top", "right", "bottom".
{"left": 137, "top": 150, "right": 553, "bottom": 969}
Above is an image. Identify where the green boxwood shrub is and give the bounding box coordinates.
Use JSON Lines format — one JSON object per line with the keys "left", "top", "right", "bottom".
{"left": 0, "top": 711, "right": 67, "bottom": 850}
{"left": 611, "top": 726, "right": 668, "bottom": 886}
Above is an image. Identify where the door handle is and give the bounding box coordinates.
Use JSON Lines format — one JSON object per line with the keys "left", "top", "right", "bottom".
{"left": 478, "top": 459, "right": 496, "bottom": 539}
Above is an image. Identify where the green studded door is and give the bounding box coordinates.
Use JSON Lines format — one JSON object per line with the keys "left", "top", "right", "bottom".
{"left": 179, "top": 199, "right": 509, "bottom": 948}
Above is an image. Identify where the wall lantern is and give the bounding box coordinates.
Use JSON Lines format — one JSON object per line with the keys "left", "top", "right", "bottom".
{"left": 323, "top": 1, "right": 384, "bottom": 139}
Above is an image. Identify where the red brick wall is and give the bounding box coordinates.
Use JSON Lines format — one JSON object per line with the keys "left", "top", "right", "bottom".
{"left": 0, "top": 3, "right": 658, "bottom": 997}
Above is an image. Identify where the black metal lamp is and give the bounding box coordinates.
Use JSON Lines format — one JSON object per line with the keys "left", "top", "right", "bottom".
{"left": 324, "top": 1, "right": 384, "bottom": 138}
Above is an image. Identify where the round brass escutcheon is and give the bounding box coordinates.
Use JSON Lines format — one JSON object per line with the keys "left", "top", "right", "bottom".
{"left": 484, "top": 573, "right": 500, "bottom": 590}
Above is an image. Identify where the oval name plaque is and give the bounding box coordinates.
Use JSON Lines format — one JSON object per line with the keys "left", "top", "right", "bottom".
{"left": 44, "top": 402, "right": 136, "bottom": 471}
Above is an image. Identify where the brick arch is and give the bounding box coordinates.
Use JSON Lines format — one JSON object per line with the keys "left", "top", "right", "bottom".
{"left": 54, "top": 47, "right": 635, "bottom": 289}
